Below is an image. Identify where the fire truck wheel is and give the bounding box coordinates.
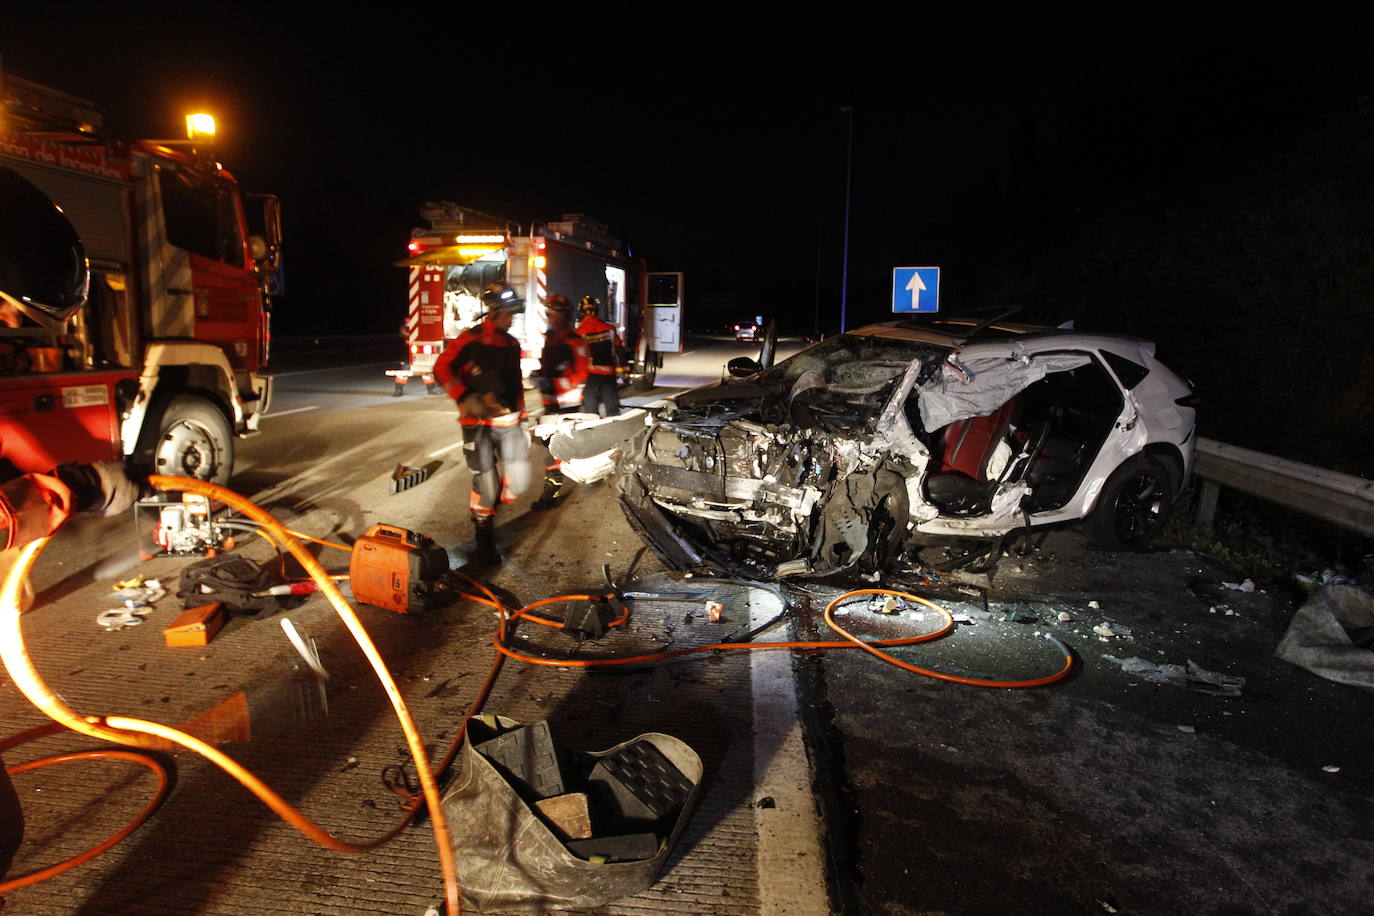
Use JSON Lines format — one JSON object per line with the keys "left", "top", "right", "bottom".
{"left": 138, "top": 395, "right": 235, "bottom": 486}
{"left": 631, "top": 364, "right": 657, "bottom": 391}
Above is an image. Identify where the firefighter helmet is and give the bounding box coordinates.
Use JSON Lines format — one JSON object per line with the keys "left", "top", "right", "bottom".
{"left": 579, "top": 296, "right": 600, "bottom": 316}
{"left": 545, "top": 293, "right": 572, "bottom": 313}
{"left": 481, "top": 282, "right": 524, "bottom": 314}
{"left": 0, "top": 166, "right": 89, "bottom": 326}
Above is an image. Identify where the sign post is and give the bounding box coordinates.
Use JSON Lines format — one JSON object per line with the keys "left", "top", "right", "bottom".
{"left": 892, "top": 266, "right": 940, "bottom": 314}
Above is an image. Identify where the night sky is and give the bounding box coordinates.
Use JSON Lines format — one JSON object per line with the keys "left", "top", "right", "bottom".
{"left": 4, "top": 6, "right": 1371, "bottom": 343}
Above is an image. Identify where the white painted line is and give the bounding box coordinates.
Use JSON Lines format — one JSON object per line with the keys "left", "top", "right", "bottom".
{"left": 263, "top": 406, "right": 320, "bottom": 418}
{"left": 428, "top": 440, "right": 463, "bottom": 458}
{"left": 271, "top": 362, "right": 394, "bottom": 378}
{"left": 750, "top": 590, "right": 830, "bottom": 915}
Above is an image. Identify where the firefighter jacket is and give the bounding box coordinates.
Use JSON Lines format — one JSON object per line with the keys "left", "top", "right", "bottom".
{"left": 539, "top": 327, "right": 589, "bottom": 386}
{"left": 576, "top": 315, "right": 622, "bottom": 375}
{"left": 434, "top": 317, "right": 525, "bottom": 424}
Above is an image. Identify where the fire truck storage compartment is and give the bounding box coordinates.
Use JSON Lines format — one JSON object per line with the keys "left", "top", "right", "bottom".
{"left": 0, "top": 157, "right": 132, "bottom": 266}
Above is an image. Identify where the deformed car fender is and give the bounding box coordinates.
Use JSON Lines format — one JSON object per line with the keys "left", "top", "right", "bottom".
{"left": 617, "top": 461, "right": 705, "bottom": 570}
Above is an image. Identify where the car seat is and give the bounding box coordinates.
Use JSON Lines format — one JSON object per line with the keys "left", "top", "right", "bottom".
{"left": 924, "top": 398, "right": 1019, "bottom": 515}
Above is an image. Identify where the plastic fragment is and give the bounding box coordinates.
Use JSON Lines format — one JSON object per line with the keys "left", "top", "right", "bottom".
{"left": 1103, "top": 655, "right": 1245, "bottom": 696}
{"left": 1177, "top": 724, "right": 1196, "bottom": 734}
{"left": 1323, "top": 765, "right": 1341, "bottom": 773}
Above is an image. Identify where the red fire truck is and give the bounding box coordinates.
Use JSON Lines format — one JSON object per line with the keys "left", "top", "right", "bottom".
{"left": 1, "top": 72, "right": 281, "bottom": 484}
{"left": 388, "top": 203, "right": 682, "bottom": 399}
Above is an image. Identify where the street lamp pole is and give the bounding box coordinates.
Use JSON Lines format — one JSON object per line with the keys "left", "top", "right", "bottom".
{"left": 813, "top": 211, "right": 822, "bottom": 339}
{"left": 839, "top": 105, "right": 854, "bottom": 333}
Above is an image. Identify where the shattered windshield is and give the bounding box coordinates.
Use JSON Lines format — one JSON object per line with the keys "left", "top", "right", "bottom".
{"left": 755, "top": 334, "right": 945, "bottom": 430}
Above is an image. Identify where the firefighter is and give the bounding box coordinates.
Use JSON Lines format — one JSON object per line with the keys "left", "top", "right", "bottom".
{"left": 531, "top": 293, "right": 589, "bottom": 510}
{"left": 433, "top": 282, "right": 531, "bottom": 565}
{"left": 576, "top": 296, "right": 622, "bottom": 417}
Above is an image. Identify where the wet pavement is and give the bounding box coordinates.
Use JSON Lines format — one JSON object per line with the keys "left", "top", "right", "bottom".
{"left": 794, "top": 534, "right": 1374, "bottom": 914}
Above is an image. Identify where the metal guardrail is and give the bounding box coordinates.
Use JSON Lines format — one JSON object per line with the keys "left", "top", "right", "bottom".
{"left": 1193, "top": 437, "right": 1374, "bottom": 537}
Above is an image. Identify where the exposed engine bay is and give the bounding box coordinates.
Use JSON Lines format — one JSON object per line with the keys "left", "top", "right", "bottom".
{"left": 615, "top": 348, "right": 926, "bottom": 577}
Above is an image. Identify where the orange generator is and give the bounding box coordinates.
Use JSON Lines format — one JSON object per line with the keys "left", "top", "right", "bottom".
{"left": 348, "top": 524, "right": 450, "bottom": 614}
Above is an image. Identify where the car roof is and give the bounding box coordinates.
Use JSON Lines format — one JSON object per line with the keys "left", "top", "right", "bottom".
{"left": 848, "top": 319, "right": 1156, "bottom": 355}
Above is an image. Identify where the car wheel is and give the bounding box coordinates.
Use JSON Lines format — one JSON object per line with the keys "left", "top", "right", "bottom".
{"left": 137, "top": 394, "right": 235, "bottom": 486}
{"left": 1086, "top": 454, "right": 1175, "bottom": 550}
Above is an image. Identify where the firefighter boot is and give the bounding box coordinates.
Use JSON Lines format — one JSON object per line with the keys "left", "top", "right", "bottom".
{"left": 530, "top": 468, "right": 565, "bottom": 511}
{"left": 472, "top": 516, "right": 502, "bottom": 566}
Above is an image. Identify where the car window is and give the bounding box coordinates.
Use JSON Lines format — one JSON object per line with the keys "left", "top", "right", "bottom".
{"left": 1101, "top": 350, "right": 1150, "bottom": 390}
{"left": 159, "top": 165, "right": 245, "bottom": 267}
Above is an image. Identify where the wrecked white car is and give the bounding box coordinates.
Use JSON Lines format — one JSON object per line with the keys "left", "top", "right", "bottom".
{"left": 551, "top": 318, "right": 1199, "bottom": 578}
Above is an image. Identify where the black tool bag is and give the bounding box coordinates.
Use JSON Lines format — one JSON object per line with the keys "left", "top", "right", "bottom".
{"left": 176, "top": 556, "right": 280, "bottom": 617}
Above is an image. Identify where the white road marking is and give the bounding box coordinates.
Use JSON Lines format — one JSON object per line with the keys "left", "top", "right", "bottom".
{"left": 271, "top": 362, "right": 394, "bottom": 378}
{"left": 750, "top": 590, "right": 830, "bottom": 914}
{"left": 263, "top": 406, "right": 320, "bottom": 418}
{"left": 428, "top": 440, "right": 463, "bottom": 457}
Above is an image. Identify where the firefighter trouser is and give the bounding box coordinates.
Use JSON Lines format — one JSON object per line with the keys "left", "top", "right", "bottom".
{"left": 462, "top": 419, "right": 531, "bottom": 517}
{"left": 582, "top": 373, "right": 621, "bottom": 418}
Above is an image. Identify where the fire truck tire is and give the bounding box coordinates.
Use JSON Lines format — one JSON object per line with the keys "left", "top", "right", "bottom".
{"left": 631, "top": 364, "right": 657, "bottom": 391}
{"left": 136, "top": 395, "right": 235, "bottom": 486}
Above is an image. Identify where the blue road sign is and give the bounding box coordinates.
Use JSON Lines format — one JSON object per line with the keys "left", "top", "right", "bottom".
{"left": 892, "top": 266, "right": 939, "bottom": 313}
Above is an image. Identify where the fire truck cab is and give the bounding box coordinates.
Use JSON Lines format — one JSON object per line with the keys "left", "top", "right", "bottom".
{"left": 1, "top": 73, "right": 282, "bottom": 484}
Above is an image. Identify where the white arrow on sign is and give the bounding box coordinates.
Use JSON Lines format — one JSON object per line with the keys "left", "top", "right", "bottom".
{"left": 905, "top": 271, "right": 926, "bottom": 310}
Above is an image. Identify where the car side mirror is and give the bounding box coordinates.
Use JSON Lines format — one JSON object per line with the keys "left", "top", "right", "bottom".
{"left": 727, "top": 356, "right": 759, "bottom": 378}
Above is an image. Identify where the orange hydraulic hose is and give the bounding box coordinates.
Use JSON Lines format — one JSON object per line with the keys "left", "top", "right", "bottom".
{"left": 513, "top": 594, "right": 630, "bottom": 629}
{"left": 491, "top": 588, "right": 950, "bottom": 668}
{"left": 489, "top": 587, "right": 1073, "bottom": 689}
{"left": 0, "top": 748, "right": 171, "bottom": 892}
{"left": 0, "top": 479, "right": 463, "bottom": 915}
{"left": 822, "top": 589, "right": 1075, "bottom": 688}
{"left": 148, "top": 475, "right": 461, "bottom": 915}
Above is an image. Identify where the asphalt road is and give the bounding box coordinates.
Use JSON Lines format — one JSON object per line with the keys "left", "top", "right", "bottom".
{"left": 255, "top": 355, "right": 1374, "bottom": 914}
{"left": 8, "top": 352, "right": 1373, "bottom": 914}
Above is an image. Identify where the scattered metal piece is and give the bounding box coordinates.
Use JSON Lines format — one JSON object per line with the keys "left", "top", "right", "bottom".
{"left": 390, "top": 463, "right": 432, "bottom": 494}
{"left": 622, "top": 591, "right": 708, "bottom": 602}
{"left": 98, "top": 606, "right": 152, "bottom": 630}
{"left": 281, "top": 619, "right": 329, "bottom": 682}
